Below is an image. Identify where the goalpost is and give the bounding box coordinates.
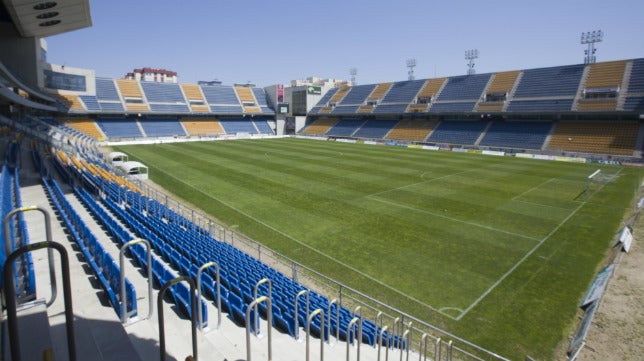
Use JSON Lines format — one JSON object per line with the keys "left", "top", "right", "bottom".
{"left": 586, "top": 169, "right": 601, "bottom": 202}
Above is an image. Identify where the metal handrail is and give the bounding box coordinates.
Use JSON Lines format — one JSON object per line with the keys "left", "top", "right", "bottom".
{"left": 119, "top": 238, "right": 153, "bottom": 324}
{"left": 295, "top": 289, "right": 310, "bottom": 341}
{"left": 326, "top": 298, "right": 340, "bottom": 345}
{"left": 3, "top": 206, "right": 57, "bottom": 306}
{"left": 306, "top": 308, "right": 325, "bottom": 361}
{"left": 245, "top": 295, "right": 273, "bottom": 361}
{"left": 378, "top": 325, "right": 390, "bottom": 361}
{"left": 158, "top": 277, "right": 198, "bottom": 361}
{"left": 197, "top": 261, "right": 221, "bottom": 330}
{"left": 253, "top": 278, "right": 272, "bottom": 336}
{"left": 418, "top": 334, "right": 429, "bottom": 361}
{"left": 346, "top": 316, "right": 362, "bottom": 361}
{"left": 400, "top": 329, "right": 411, "bottom": 361}
{"left": 3, "top": 241, "right": 76, "bottom": 361}
{"left": 374, "top": 311, "right": 384, "bottom": 349}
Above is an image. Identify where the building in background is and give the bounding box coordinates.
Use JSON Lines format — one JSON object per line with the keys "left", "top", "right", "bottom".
{"left": 124, "top": 68, "right": 178, "bottom": 83}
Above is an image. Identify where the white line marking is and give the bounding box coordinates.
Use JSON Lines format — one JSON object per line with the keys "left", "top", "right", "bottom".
{"left": 368, "top": 164, "right": 499, "bottom": 198}
{"left": 511, "top": 177, "right": 556, "bottom": 201}
{"left": 456, "top": 167, "right": 624, "bottom": 320}
{"left": 367, "top": 196, "right": 540, "bottom": 241}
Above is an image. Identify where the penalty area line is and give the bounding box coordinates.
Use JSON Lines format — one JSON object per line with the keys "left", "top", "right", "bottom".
{"left": 454, "top": 167, "right": 622, "bottom": 321}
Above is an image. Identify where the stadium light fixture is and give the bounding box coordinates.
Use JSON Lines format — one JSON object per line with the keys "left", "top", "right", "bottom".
{"left": 406, "top": 58, "right": 416, "bottom": 81}
{"left": 349, "top": 68, "right": 357, "bottom": 85}
{"left": 580, "top": 30, "right": 603, "bottom": 64}
{"left": 465, "top": 49, "right": 478, "bottom": 75}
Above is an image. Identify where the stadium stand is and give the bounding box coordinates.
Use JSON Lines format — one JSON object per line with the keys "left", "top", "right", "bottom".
{"left": 96, "top": 78, "right": 126, "bottom": 112}
{"left": 139, "top": 118, "right": 186, "bottom": 137}
{"left": 584, "top": 60, "right": 626, "bottom": 89}
{"left": 414, "top": 78, "right": 447, "bottom": 101}
{"left": 331, "top": 105, "right": 361, "bottom": 114}
{"left": 253, "top": 119, "right": 273, "bottom": 134}
{"left": 381, "top": 80, "right": 426, "bottom": 104}
{"left": 577, "top": 60, "right": 626, "bottom": 111}
{"left": 234, "top": 86, "right": 262, "bottom": 113}
{"left": 429, "top": 101, "right": 477, "bottom": 112}
{"left": 219, "top": 118, "right": 259, "bottom": 134}
{"left": 386, "top": 119, "right": 438, "bottom": 142}
{"left": 181, "top": 83, "right": 210, "bottom": 112}
{"left": 479, "top": 121, "right": 552, "bottom": 149}
{"left": 626, "top": 58, "right": 644, "bottom": 93}
{"left": 61, "top": 118, "right": 104, "bottom": 140}
{"left": 427, "top": 120, "right": 488, "bottom": 145}
{"left": 436, "top": 74, "right": 491, "bottom": 101}
{"left": 202, "top": 85, "right": 240, "bottom": 104}
{"left": 116, "top": 79, "right": 148, "bottom": 111}
{"left": 59, "top": 93, "right": 86, "bottom": 111}
{"left": 181, "top": 117, "right": 225, "bottom": 136}
{"left": 329, "top": 86, "right": 350, "bottom": 103}
{"left": 507, "top": 99, "right": 574, "bottom": 112}
{"left": 476, "top": 71, "right": 521, "bottom": 112}
{"left": 368, "top": 82, "right": 392, "bottom": 101}
{"left": 352, "top": 119, "right": 399, "bottom": 139}
{"left": 512, "top": 64, "right": 585, "bottom": 98}
{"left": 338, "top": 84, "right": 377, "bottom": 106}
{"left": 79, "top": 95, "right": 102, "bottom": 111}
{"left": 140, "top": 82, "right": 190, "bottom": 113}
{"left": 96, "top": 117, "right": 143, "bottom": 139}
{"left": 623, "top": 96, "right": 644, "bottom": 111}
{"left": 252, "top": 87, "right": 276, "bottom": 114}
{"left": 301, "top": 118, "right": 338, "bottom": 135}
{"left": 309, "top": 87, "right": 339, "bottom": 115}
{"left": 373, "top": 103, "right": 412, "bottom": 114}
{"left": 325, "top": 118, "right": 366, "bottom": 137}
{"left": 547, "top": 121, "right": 639, "bottom": 156}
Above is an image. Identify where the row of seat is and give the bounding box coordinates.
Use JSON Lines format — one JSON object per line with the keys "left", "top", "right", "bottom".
{"left": 89, "top": 117, "right": 274, "bottom": 140}
{"left": 42, "top": 175, "right": 137, "bottom": 320}
{"left": 0, "top": 161, "right": 35, "bottom": 298}
{"left": 80, "top": 78, "right": 275, "bottom": 116}
{"left": 71, "top": 172, "right": 209, "bottom": 327}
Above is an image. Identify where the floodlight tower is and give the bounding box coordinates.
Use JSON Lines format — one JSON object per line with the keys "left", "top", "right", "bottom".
{"left": 581, "top": 30, "right": 603, "bottom": 64}
{"left": 465, "top": 49, "right": 478, "bottom": 75}
{"left": 349, "top": 67, "right": 357, "bottom": 85}
{"left": 406, "top": 58, "right": 416, "bottom": 80}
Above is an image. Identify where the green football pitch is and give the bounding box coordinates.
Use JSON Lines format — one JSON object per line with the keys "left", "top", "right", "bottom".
{"left": 114, "top": 137, "right": 640, "bottom": 360}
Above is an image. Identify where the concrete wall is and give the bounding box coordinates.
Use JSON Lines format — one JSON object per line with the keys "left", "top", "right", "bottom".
{"left": 0, "top": 22, "right": 41, "bottom": 88}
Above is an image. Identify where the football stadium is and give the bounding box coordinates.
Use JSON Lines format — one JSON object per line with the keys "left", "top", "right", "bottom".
{"left": 0, "top": 1, "right": 643, "bottom": 361}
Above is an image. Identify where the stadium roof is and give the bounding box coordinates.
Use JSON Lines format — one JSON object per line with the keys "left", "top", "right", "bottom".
{"left": 1, "top": 0, "right": 91, "bottom": 38}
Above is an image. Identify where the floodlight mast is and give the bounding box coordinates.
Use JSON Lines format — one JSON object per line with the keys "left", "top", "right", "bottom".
{"left": 465, "top": 49, "right": 478, "bottom": 75}
{"left": 349, "top": 68, "right": 357, "bottom": 85}
{"left": 581, "top": 30, "right": 603, "bottom": 64}
{"left": 406, "top": 58, "right": 416, "bottom": 80}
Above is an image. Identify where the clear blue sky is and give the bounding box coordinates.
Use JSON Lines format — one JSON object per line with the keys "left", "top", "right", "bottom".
{"left": 45, "top": 0, "right": 644, "bottom": 87}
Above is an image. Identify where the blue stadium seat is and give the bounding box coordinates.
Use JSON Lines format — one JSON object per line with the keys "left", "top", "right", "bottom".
{"left": 428, "top": 120, "right": 487, "bottom": 145}
{"left": 479, "top": 121, "right": 552, "bottom": 149}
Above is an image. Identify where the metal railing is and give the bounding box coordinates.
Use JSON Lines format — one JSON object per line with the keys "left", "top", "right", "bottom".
{"left": 158, "top": 276, "right": 198, "bottom": 361}
{"left": 3, "top": 206, "right": 56, "bottom": 306}
{"left": 3, "top": 241, "right": 76, "bottom": 361}
{"left": 197, "top": 261, "right": 221, "bottom": 330}
{"left": 245, "top": 295, "right": 273, "bottom": 361}
{"left": 119, "top": 238, "right": 153, "bottom": 324}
